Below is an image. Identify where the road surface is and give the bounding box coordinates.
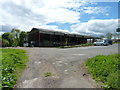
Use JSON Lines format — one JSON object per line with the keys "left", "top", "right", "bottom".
{"left": 16, "top": 44, "right": 118, "bottom": 88}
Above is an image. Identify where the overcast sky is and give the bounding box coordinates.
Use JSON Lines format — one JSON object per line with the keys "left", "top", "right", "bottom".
{"left": 0, "top": 0, "right": 119, "bottom": 36}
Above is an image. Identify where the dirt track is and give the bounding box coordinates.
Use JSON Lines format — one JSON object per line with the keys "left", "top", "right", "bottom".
{"left": 16, "top": 44, "right": 118, "bottom": 88}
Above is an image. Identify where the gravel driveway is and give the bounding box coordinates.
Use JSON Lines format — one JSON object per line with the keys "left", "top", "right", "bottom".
{"left": 15, "top": 44, "right": 118, "bottom": 88}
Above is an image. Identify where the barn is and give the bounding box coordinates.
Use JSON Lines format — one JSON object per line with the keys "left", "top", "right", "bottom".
{"left": 28, "top": 28, "right": 99, "bottom": 47}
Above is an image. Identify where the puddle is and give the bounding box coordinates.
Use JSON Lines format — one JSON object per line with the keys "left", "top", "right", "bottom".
{"left": 64, "top": 63, "right": 68, "bottom": 65}
{"left": 73, "top": 54, "right": 87, "bottom": 56}
{"left": 22, "top": 78, "right": 38, "bottom": 88}
{"left": 58, "top": 64, "right": 62, "bottom": 66}
{"left": 58, "top": 61, "right": 62, "bottom": 63}
{"left": 34, "top": 61, "right": 41, "bottom": 64}
{"left": 64, "top": 70, "right": 69, "bottom": 74}
{"left": 65, "top": 70, "right": 68, "bottom": 72}
{"left": 52, "top": 62, "right": 55, "bottom": 64}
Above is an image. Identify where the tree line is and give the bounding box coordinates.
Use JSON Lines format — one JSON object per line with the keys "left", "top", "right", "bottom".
{"left": 1, "top": 29, "right": 28, "bottom": 47}
{"left": 0, "top": 28, "right": 119, "bottom": 47}
{"left": 100, "top": 32, "right": 120, "bottom": 40}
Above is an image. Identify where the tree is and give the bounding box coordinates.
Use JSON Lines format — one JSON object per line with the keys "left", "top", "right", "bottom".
{"left": 2, "top": 32, "right": 11, "bottom": 41}
{"left": 1, "top": 29, "right": 28, "bottom": 47}
{"left": 100, "top": 35, "right": 105, "bottom": 39}
{"left": 106, "top": 33, "right": 113, "bottom": 40}
{"left": 2, "top": 32, "right": 12, "bottom": 46}
{"left": 11, "top": 29, "right": 21, "bottom": 46}
{"left": 112, "top": 33, "right": 119, "bottom": 39}
{"left": 19, "top": 31, "right": 28, "bottom": 46}
{"left": 2, "top": 39, "right": 9, "bottom": 47}
{"left": 116, "top": 28, "right": 120, "bottom": 32}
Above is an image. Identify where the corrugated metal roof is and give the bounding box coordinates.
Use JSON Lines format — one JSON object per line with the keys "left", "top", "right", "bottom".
{"left": 31, "top": 28, "right": 99, "bottom": 39}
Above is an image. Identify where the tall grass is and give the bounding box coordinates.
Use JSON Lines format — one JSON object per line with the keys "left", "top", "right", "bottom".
{"left": 1, "top": 48, "right": 28, "bottom": 88}
{"left": 85, "top": 54, "right": 119, "bottom": 89}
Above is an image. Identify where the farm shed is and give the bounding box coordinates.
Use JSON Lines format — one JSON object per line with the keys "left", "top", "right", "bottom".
{"left": 28, "top": 28, "right": 99, "bottom": 47}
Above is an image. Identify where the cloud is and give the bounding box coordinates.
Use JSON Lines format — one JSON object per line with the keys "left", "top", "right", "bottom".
{"left": 0, "top": 0, "right": 112, "bottom": 35}
{"left": 0, "top": 1, "right": 47, "bottom": 31}
{"left": 81, "top": 6, "right": 110, "bottom": 14}
{"left": 38, "top": 24, "right": 71, "bottom": 33}
{"left": 0, "top": 24, "right": 19, "bottom": 32}
{"left": 90, "top": 0, "right": 119, "bottom": 2}
{"left": 0, "top": 0, "right": 85, "bottom": 33}
{"left": 22, "top": 0, "right": 86, "bottom": 24}
{"left": 71, "top": 19, "right": 118, "bottom": 36}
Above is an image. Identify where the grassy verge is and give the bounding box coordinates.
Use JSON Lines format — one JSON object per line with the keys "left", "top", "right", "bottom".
{"left": 85, "top": 54, "right": 119, "bottom": 89}
{"left": 1, "top": 48, "right": 28, "bottom": 88}
{"left": 58, "top": 43, "right": 93, "bottom": 48}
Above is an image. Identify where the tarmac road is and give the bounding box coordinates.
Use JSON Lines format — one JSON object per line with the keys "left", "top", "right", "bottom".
{"left": 16, "top": 44, "right": 118, "bottom": 88}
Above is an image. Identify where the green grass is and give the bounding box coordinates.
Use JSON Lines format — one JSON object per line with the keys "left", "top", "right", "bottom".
{"left": 1, "top": 48, "right": 28, "bottom": 88}
{"left": 74, "top": 43, "right": 93, "bottom": 47}
{"left": 85, "top": 54, "right": 119, "bottom": 89}
{"left": 58, "top": 43, "right": 93, "bottom": 48}
{"left": 43, "top": 72, "right": 52, "bottom": 77}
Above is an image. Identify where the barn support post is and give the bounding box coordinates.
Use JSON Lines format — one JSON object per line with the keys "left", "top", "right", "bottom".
{"left": 60, "top": 35, "right": 62, "bottom": 46}
{"left": 74, "top": 35, "right": 76, "bottom": 45}
{"left": 69, "top": 36, "right": 71, "bottom": 46}
{"left": 92, "top": 39, "right": 95, "bottom": 43}
{"left": 38, "top": 31, "right": 40, "bottom": 46}
{"left": 77, "top": 37, "right": 78, "bottom": 44}
{"left": 64, "top": 35, "right": 67, "bottom": 46}
{"left": 53, "top": 33, "right": 55, "bottom": 46}
{"left": 90, "top": 39, "right": 92, "bottom": 43}
{"left": 50, "top": 34, "right": 52, "bottom": 46}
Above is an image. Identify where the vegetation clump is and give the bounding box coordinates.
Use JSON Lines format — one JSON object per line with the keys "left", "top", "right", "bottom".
{"left": 43, "top": 72, "right": 52, "bottom": 77}
{"left": 1, "top": 48, "right": 28, "bottom": 88}
{"left": 58, "top": 43, "right": 93, "bottom": 48}
{"left": 85, "top": 54, "right": 119, "bottom": 89}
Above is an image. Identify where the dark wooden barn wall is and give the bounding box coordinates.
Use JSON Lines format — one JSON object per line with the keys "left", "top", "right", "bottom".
{"left": 28, "top": 30, "right": 88, "bottom": 47}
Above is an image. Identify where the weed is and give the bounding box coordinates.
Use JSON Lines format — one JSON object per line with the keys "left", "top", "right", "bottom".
{"left": 43, "top": 72, "right": 52, "bottom": 77}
